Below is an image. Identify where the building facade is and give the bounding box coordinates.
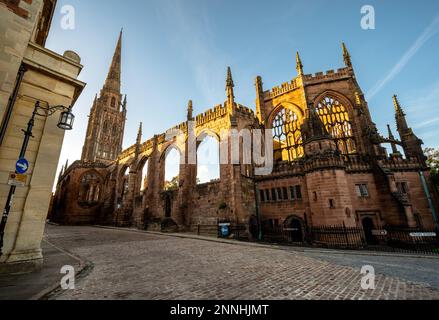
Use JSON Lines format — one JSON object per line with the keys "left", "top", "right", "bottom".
{"left": 51, "top": 35, "right": 439, "bottom": 240}
{"left": 0, "top": 0, "right": 85, "bottom": 272}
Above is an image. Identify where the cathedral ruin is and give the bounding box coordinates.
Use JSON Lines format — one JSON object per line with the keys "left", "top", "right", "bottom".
{"left": 49, "top": 31, "right": 439, "bottom": 240}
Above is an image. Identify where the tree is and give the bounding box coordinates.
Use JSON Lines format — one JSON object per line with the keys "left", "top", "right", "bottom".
{"left": 425, "top": 147, "right": 439, "bottom": 192}
{"left": 164, "top": 175, "right": 179, "bottom": 191}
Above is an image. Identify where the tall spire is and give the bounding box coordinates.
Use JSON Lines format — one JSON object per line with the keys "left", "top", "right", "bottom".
{"left": 136, "top": 122, "right": 142, "bottom": 145}
{"left": 296, "top": 51, "right": 304, "bottom": 75}
{"left": 393, "top": 94, "right": 405, "bottom": 116}
{"left": 104, "top": 29, "right": 122, "bottom": 93}
{"left": 226, "top": 66, "right": 235, "bottom": 112}
{"left": 342, "top": 42, "right": 352, "bottom": 68}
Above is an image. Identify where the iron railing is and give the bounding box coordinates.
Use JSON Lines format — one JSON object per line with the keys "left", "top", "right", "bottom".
{"left": 190, "top": 223, "right": 439, "bottom": 255}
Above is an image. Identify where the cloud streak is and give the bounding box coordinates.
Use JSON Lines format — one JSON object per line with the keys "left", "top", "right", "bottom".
{"left": 366, "top": 12, "right": 439, "bottom": 101}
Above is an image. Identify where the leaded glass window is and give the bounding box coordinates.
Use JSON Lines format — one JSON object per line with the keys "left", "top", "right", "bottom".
{"left": 272, "top": 108, "right": 304, "bottom": 162}
{"left": 316, "top": 97, "right": 357, "bottom": 155}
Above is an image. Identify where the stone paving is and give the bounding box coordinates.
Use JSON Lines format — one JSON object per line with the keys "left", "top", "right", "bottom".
{"left": 45, "top": 225, "right": 439, "bottom": 300}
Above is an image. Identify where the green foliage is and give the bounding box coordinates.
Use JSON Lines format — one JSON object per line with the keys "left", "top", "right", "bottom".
{"left": 164, "top": 176, "right": 179, "bottom": 191}
{"left": 425, "top": 148, "right": 439, "bottom": 191}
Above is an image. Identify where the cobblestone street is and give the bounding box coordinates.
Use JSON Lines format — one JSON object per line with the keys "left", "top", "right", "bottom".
{"left": 45, "top": 225, "right": 439, "bottom": 300}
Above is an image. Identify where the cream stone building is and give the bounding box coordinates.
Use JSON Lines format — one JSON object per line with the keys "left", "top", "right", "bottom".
{"left": 0, "top": 0, "right": 85, "bottom": 273}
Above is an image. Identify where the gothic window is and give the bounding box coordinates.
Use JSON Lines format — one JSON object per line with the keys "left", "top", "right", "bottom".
{"left": 316, "top": 97, "right": 357, "bottom": 155}
{"left": 164, "top": 148, "right": 180, "bottom": 190}
{"left": 111, "top": 97, "right": 116, "bottom": 108}
{"left": 197, "top": 135, "right": 220, "bottom": 184}
{"left": 78, "top": 172, "right": 101, "bottom": 204}
{"left": 272, "top": 107, "right": 304, "bottom": 162}
{"left": 122, "top": 167, "right": 130, "bottom": 197}
{"left": 140, "top": 159, "right": 149, "bottom": 192}
{"left": 103, "top": 121, "right": 107, "bottom": 133}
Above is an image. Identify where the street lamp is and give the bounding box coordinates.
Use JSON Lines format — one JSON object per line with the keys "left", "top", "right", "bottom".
{"left": 0, "top": 101, "right": 75, "bottom": 257}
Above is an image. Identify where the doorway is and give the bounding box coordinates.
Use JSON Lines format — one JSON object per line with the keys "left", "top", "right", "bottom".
{"left": 362, "top": 217, "right": 377, "bottom": 245}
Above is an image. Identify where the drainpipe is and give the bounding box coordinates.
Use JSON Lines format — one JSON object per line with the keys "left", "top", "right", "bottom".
{"left": 0, "top": 64, "right": 27, "bottom": 145}
{"left": 419, "top": 171, "right": 439, "bottom": 231}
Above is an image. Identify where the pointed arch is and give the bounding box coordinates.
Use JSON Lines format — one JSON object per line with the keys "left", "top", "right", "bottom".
{"left": 196, "top": 133, "right": 220, "bottom": 184}
{"left": 313, "top": 91, "right": 357, "bottom": 155}
{"left": 162, "top": 145, "right": 182, "bottom": 190}
{"left": 269, "top": 103, "right": 305, "bottom": 162}
{"left": 78, "top": 170, "right": 103, "bottom": 205}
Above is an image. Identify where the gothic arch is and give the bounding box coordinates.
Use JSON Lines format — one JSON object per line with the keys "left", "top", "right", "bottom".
{"left": 136, "top": 155, "right": 150, "bottom": 193}
{"left": 159, "top": 143, "right": 184, "bottom": 163}
{"left": 196, "top": 131, "right": 220, "bottom": 184}
{"left": 269, "top": 103, "right": 305, "bottom": 162}
{"left": 313, "top": 90, "right": 356, "bottom": 118}
{"left": 313, "top": 91, "right": 357, "bottom": 155}
{"left": 267, "top": 102, "right": 305, "bottom": 129}
{"left": 196, "top": 128, "right": 221, "bottom": 145}
{"left": 77, "top": 170, "right": 103, "bottom": 205}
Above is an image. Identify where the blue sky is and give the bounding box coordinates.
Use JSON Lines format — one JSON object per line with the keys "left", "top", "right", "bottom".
{"left": 46, "top": 0, "right": 439, "bottom": 186}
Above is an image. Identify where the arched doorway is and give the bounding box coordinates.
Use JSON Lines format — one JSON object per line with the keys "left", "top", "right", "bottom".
{"left": 285, "top": 216, "right": 304, "bottom": 243}
{"left": 362, "top": 217, "right": 376, "bottom": 245}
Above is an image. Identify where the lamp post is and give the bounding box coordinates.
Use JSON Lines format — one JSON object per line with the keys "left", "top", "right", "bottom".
{"left": 0, "top": 101, "right": 75, "bottom": 257}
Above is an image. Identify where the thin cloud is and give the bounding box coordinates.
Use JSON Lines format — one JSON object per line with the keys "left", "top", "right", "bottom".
{"left": 413, "top": 116, "right": 439, "bottom": 129}
{"left": 367, "top": 12, "right": 439, "bottom": 100}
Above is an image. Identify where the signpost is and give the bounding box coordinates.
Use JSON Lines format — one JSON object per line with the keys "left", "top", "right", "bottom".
{"left": 409, "top": 232, "right": 437, "bottom": 238}
{"left": 7, "top": 173, "right": 27, "bottom": 187}
{"left": 15, "top": 158, "right": 29, "bottom": 174}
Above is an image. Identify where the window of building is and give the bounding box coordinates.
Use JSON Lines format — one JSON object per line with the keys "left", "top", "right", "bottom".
{"left": 396, "top": 182, "right": 409, "bottom": 194}
{"left": 282, "top": 187, "right": 288, "bottom": 200}
{"left": 329, "top": 199, "right": 335, "bottom": 208}
{"left": 260, "top": 190, "right": 265, "bottom": 202}
{"left": 271, "top": 189, "right": 277, "bottom": 202}
{"left": 355, "top": 184, "right": 369, "bottom": 198}
{"left": 272, "top": 107, "right": 304, "bottom": 162}
{"left": 290, "top": 186, "right": 296, "bottom": 200}
{"left": 316, "top": 96, "right": 356, "bottom": 155}
{"left": 265, "top": 189, "right": 271, "bottom": 202}
{"left": 79, "top": 172, "right": 101, "bottom": 204}
{"left": 295, "top": 185, "right": 302, "bottom": 199}
{"left": 276, "top": 188, "right": 283, "bottom": 201}
{"left": 313, "top": 192, "right": 318, "bottom": 201}
{"left": 289, "top": 185, "right": 302, "bottom": 200}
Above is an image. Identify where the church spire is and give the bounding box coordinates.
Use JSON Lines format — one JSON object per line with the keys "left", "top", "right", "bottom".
{"left": 393, "top": 94, "right": 405, "bottom": 117}
{"left": 103, "top": 29, "right": 122, "bottom": 93}
{"left": 342, "top": 42, "right": 352, "bottom": 68}
{"left": 296, "top": 51, "right": 304, "bottom": 75}
{"left": 226, "top": 66, "right": 235, "bottom": 113}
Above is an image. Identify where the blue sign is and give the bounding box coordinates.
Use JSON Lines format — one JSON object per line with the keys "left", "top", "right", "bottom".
{"left": 16, "top": 158, "right": 29, "bottom": 174}
{"left": 220, "top": 224, "right": 230, "bottom": 237}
